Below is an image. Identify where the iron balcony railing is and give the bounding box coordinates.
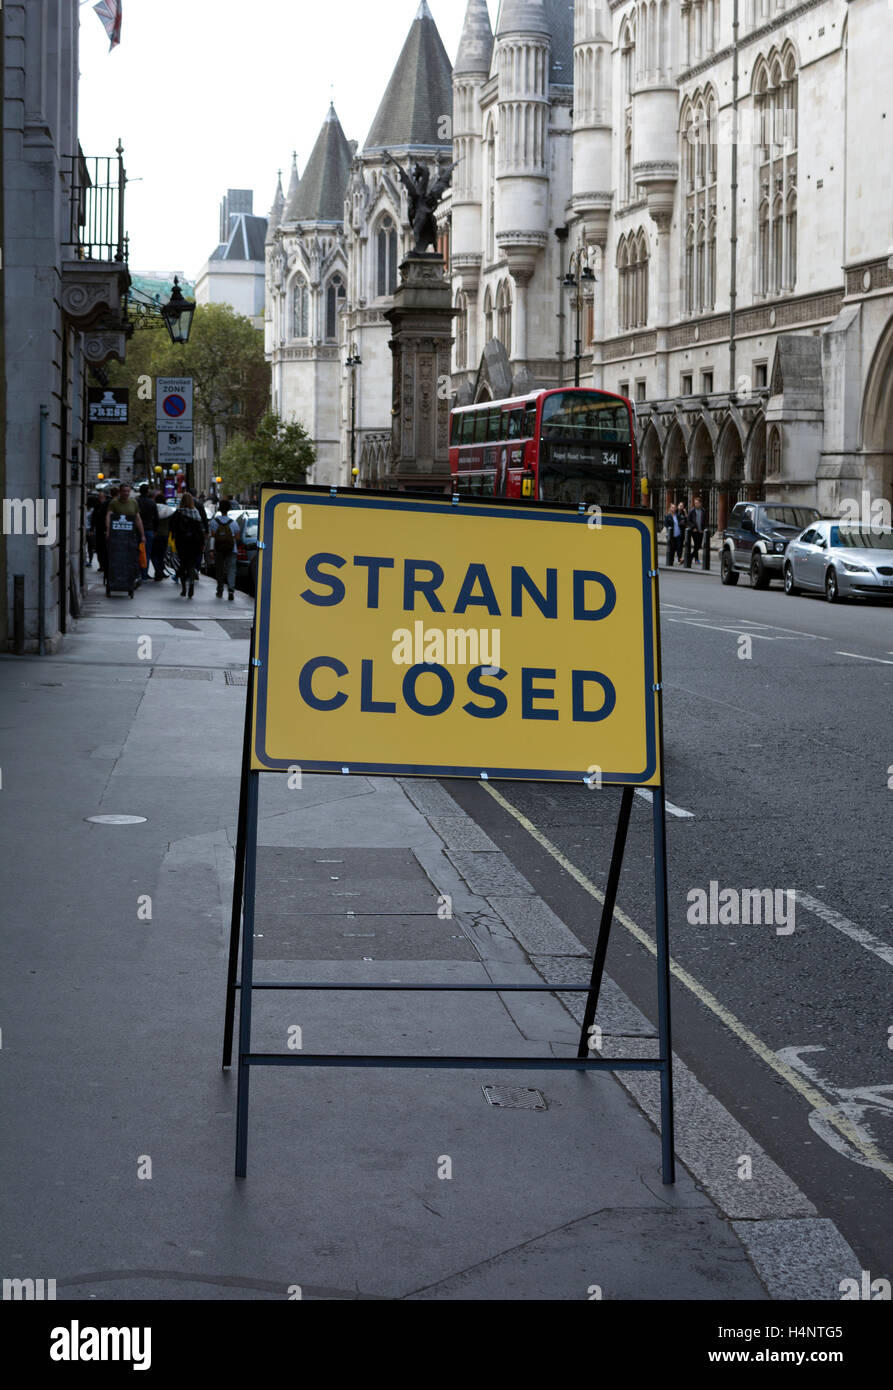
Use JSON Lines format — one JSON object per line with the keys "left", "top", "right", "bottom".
{"left": 65, "top": 141, "right": 127, "bottom": 263}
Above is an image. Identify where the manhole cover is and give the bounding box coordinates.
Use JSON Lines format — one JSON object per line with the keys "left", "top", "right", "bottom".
{"left": 482, "top": 1085, "right": 547, "bottom": 1110}
{"left": 85, "top": 815, "right": 148, "bottom": 825}
{"left": 151, "top": 668, "right": 212, "bottom": 680}
{"left": 225, "top": 668, "right": 249, "bottom": 686}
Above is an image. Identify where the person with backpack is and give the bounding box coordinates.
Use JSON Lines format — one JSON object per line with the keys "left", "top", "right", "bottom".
{"left": 169, "top": 493, "right": 205, "bottom": 598}
{"left": 209, "top": 499, "right": 240, "bottom": 600}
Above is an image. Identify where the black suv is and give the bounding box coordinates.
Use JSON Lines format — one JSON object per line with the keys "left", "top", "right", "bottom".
{"left": 720, "top": 503, "right": 822, "bottom": 588}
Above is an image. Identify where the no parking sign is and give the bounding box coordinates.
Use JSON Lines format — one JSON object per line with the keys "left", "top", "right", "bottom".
{"left": 156, "top": 378, "right": 193, "bottom": 428}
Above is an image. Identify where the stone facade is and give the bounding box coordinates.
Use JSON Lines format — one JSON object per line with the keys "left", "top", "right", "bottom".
{"left": 447, "top": 0, "right": 893, "bottom": 526}
{"left": 2, "top": 0, "right": 130, "bottom": 650}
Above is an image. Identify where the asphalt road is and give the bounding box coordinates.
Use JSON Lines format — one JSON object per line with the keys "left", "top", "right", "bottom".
{"left": 443, "top": 566, "right": 893, "bottom": 1279}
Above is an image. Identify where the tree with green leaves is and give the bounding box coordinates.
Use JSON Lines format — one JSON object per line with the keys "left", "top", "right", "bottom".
{"left": 218, "top": 411, "right": 316, "bottom": 496}
{"left": 90, "top": 303, "right": 270, "bottom": 476}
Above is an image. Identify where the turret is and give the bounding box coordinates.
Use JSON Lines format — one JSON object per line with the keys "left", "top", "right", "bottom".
{"left": 571, "top": 0, "right": 612, "bottom": 249}
{"left": 452, "top": 0, "right": 494, "bottom": 370}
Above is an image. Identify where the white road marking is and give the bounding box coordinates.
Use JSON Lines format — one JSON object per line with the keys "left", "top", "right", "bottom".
{"left": 776, "top": 1046, "right": 893, "bottom": 1173}
{"left": 634, "top": 788, "right": 695, "bottom": 818}
{"left": 667, "top": 618, "right": 777, "bottom": 638}
{"left": 795, "top": 893, "right": 893, "bottom": 967}
{"left": 479, "top": 783, "right": 893, "bottom": 1183}
{"left": 660, "top": 603, "right": 705, "bottom": 615}
{"left": 836, "top": 651, "right": 893, "bottom": 665}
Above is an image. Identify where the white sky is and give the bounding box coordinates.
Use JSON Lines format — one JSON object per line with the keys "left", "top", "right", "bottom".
{"left": 77, "top": 0, "right": 498, "bottom": 283}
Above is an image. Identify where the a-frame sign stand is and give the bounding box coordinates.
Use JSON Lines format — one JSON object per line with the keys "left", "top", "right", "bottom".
{"left": 222, "top": 485, "right": 674, "bottom": 1183}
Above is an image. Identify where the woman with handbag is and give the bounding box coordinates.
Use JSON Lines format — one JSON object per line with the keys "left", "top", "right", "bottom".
{"left": 169, "top": 493, "right": 205, "bottom": 599}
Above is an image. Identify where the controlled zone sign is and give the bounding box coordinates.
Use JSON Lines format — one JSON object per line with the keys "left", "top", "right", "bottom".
{"left": 250, "top": 487, "right": 662, "bottom": 784}
{"left": 155, "top": 377, "right": 193, "bottom": 428}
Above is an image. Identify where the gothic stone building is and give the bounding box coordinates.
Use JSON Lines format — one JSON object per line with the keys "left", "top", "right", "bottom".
{"left": 265, "top": 0, "right": 892, "bottom": 526}
{"left": 449, "top": 0, "right": 893, "bottom": 527}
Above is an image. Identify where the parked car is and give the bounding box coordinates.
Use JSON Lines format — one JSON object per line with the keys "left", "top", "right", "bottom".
{"left": 236, "top": 511, "right": 260, "bottom": 595}
{"left": 719, "top": 502, "right": 823, "bottom": 588}
{"left": 783, "top": 520, "right": 893, "bottom": 603}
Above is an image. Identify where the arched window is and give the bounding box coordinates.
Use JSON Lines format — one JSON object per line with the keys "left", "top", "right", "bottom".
{"left": 637, "top": 234, "right": 649, "bottom": 325}
{"left": 292, "top": 276, "right": 309, "bottom": 339}
{"left": 455, "top": 291, "right": 468, "bottom": 368}
{"left": 497, "top": 280, "right": 513, "bottom": 354}
{"left": 484, "top": 287, "right": 494, "bottom": 343}
{"left": 681, "top": 88, "right": 718, "bottom": 315}
{"left": 785, "top": 191, "right": 797, "bottom": 289}
{"left": 377, "top": 216, "right": 398, "bottom": 297}
{"left": 621, "top": 22, "right": 635, "bottom": 205}
{"left": 754, "top": 49, "right": 797, "bottom": 297}
{"left": 486, "top": 122, "right": 496, "bottom": 262}
{"left": 325, "top": 273, "right": 346, "bottom": 341}
{"left": 617, "top": 238, "right": 630, "bottom": 330}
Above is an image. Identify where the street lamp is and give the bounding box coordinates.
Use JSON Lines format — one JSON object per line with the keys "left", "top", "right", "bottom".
{"left": 160, "top": 277, "right": 196, "bottom": 345}
{"left": 128, "top": 275, "right": 197, "bottom": 344}
{"left": 562, "top": 248, "right": 597, "bottom": 388}
{"left": 346, "top": 344, "right": 362, "bottom": 488}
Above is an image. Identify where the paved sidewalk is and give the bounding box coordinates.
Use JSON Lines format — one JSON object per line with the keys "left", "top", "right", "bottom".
{"left": 0, "top": 568, "right": 857, "bottom": 1299}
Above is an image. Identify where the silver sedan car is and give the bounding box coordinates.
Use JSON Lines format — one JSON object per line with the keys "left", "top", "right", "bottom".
{"left": 783, "top": 520, "right": 893, "bottom": 602}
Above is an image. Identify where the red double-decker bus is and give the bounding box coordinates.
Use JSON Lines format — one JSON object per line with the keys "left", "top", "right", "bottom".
{"left": 449, "top": 387, "right": 637, "bottom": 507}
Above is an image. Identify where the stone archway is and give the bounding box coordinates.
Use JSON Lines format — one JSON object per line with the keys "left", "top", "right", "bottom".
{"left": 640, "top": 420, "right": 665, "bottom": 516}
{"left": 715, "top": 414, "right": 745, "bottom": 531}
{"left": 745, "top": 415, "right": 767, "bottom": 502}
{"left": 663, "top": 421, "right": 687, "bottom": 511}
{"left": 688, "top": 419, "right": 717, "bottom": 527}
{"left": 860, "top": 313, "right": 893, "bottom": 508}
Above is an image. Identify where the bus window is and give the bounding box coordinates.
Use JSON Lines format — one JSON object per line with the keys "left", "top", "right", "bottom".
{"left": 460, "top": 414, "right": 474, "bottom": 445}
{"left": 507, "top": 409, "right": 523, "bottom": 440}
{"left": 523, "top": 405, "right": 537, "bottom": 438}
{"left": 487, "top": 410, "right": 502, "bottom": 442}
{"left": 473, "top": 413, "right": 488, "bottom": 444}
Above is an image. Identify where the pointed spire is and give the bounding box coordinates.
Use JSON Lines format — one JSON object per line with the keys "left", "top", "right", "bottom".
{"left": 364, "top": 2, "right": 453, "bottom": 152}
{"left": 455, "top": 0, "right": 494, "bottom": 76}
{"left": 286, "top": 105, "right": 353, "bottom": 222}
{"left": 265, "top": 170, "right": 285, "bottom": 245}
{"left": 285, "top": 151, "right": 300, "bottom": 205}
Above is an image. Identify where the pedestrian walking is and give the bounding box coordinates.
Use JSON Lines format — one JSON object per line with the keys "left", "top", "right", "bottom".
{"left": 675, "top": 501, "right": 689, "bottom": 563}
{"left": 86, "top": 493, "right": 99, "bottom": 567}
{"left": 93, "top": 491, "right": 111, "bottom": 576}
{"left": 663, "top": 502, "right": 684, "bottom": 566}
{"left": 152, "top": 492, "right": 174, "bottom": 582}
{"left": 208, "top": 500, "right": 240, "bottom": 601}
{"left": 687, "top": 495, "right": 708, "bottom": 565}
{"left": 169, "top": 492, "right": 205, "bottom": 598}
{"left": 104, "top": 484, "right": 145, "bottom": 594}
{"left": 137, "top": 484, "right": 159, "bottom": 581}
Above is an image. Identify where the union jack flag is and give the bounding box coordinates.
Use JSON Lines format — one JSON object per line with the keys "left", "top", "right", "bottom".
{"left": 93, "top": 0, "right": 122, "bottom": 51}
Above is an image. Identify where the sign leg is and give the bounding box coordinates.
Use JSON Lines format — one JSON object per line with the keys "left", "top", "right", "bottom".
{"left": 652, "top": 785, "right": 675, "bottom": 1184}
{"left": 234, "top": 771, "right": 260, "bottom": 1179}
{"left": 577, "top": 786, "right": 635, "bottom": 1058}
{"left": 223, "top": 632, "right": 256, "bottom": 1068}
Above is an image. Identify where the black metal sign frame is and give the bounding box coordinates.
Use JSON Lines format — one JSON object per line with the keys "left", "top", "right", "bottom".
{"left": 222, "top": 486, "right": 674, "bottom": 1183}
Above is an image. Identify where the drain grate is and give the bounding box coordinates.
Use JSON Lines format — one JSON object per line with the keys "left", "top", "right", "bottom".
{"left": 151, "top": 667, "right": 212, "bottom": 680}
{"left": 224, "top": 667, "right": 249, "bottom": 686}
{"left": 482, "top": 1084, "right": 547, "bottom": 1110}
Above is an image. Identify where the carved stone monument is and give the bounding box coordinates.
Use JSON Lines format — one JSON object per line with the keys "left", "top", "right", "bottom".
{"left": 383, "top": 154, "right": 457, "bottom": 491}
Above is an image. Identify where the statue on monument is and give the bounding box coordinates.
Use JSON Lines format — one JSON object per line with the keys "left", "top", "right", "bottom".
{"left": 383, "top": 152, "right": 459, "bottom": 255}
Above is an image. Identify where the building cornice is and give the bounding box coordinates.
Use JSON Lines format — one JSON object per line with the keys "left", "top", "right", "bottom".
{"left": 676, "top": 0, "right": 833, "bottom": 85}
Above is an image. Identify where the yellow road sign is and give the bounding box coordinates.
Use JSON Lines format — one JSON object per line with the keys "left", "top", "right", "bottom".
{"left": 250, "top": 487, "right": 662, "bottom": 784}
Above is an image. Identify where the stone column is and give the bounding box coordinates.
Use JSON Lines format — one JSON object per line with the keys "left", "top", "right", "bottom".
{"left": 384, "top": 254, "right": 456, "bottom": 491}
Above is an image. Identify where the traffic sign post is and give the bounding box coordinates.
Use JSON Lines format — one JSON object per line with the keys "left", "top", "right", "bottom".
{"left": 155, "top": 377, "right": 193, "bottom": 429}
{"left": 156, "top": 431, "right": 193, "bottom": 466}
{"left": 223, "top": 484, "right": 674, "bottom": 1182}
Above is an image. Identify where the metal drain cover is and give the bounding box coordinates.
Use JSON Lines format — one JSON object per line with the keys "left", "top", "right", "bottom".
{"left": 482, "top": 1084, "right": 547, "bottom": 1110}
{"left": 224, "top": 668, "right": 248, "bottom": 686}
{"left": 152, "top": 667, "right": 212, "bottom": 680}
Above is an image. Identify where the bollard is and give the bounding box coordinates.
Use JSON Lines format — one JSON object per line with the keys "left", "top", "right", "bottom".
{"left": 683, "top": 528, "right": 692, "bottom": 568}
{"left": 703, "top": 529, "right": 711, "bottom": 572}
{"left": 14, "top": 575, "right": 25, "bottom": 654}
